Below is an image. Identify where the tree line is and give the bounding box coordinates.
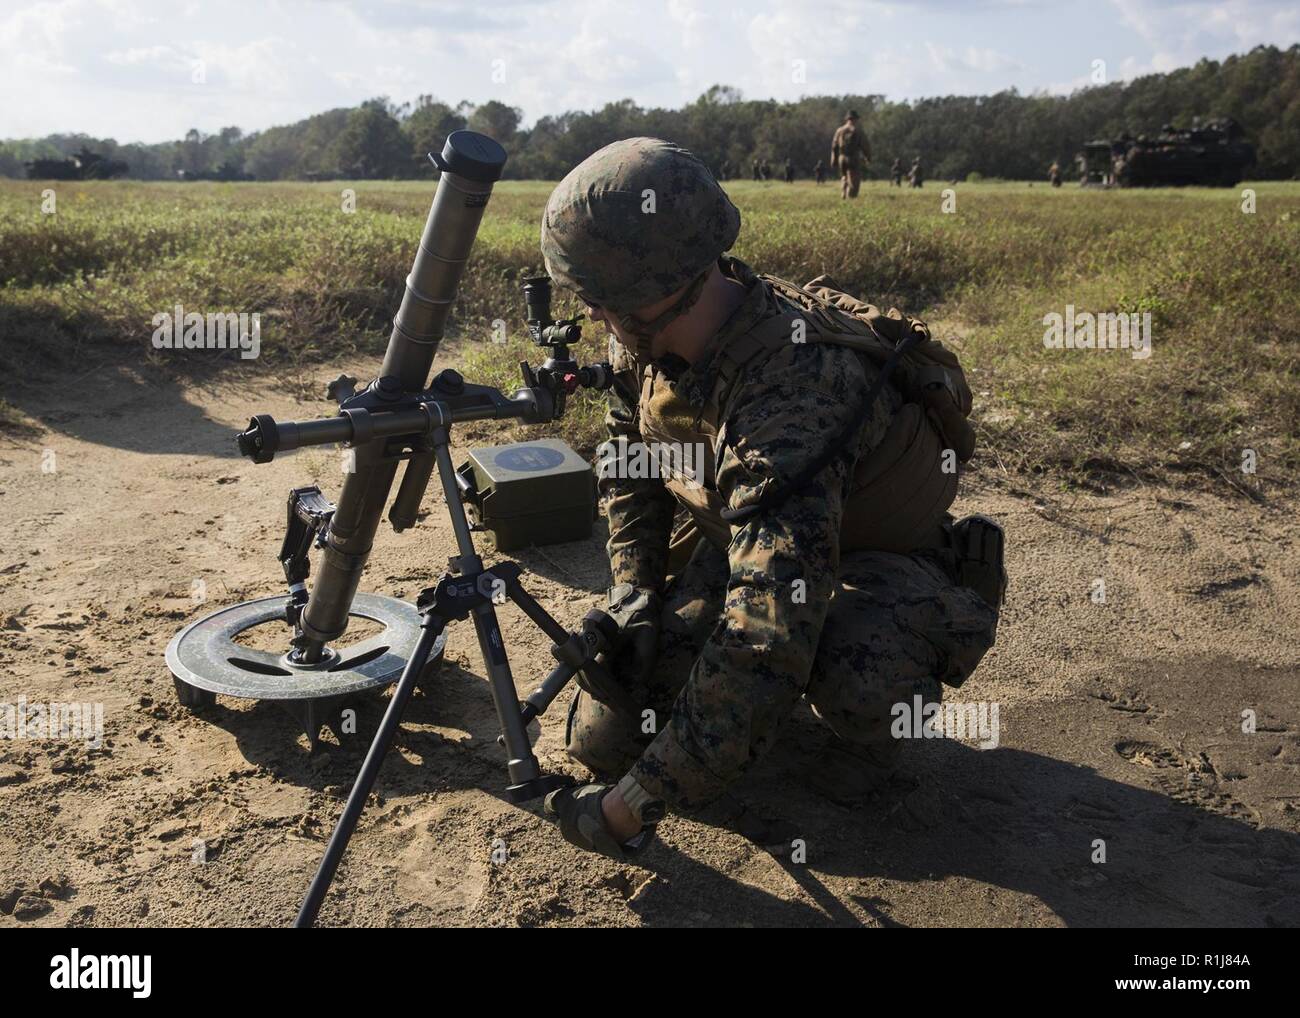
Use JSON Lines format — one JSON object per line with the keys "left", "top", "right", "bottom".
{"left": 4, "top": 44, "right": 1296, "bottom": 182}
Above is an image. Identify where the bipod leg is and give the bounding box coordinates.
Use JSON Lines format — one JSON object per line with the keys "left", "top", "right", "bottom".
{"left": 293, "top": 614, "right": 445, "bottom": 928}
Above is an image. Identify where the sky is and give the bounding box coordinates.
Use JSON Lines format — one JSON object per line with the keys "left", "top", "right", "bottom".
{"left": 3, "top": 0, "right": 1298, "bottom": 143}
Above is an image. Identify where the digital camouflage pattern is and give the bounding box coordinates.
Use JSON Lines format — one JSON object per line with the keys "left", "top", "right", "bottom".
{"left": 570, "top": 533, "right": 1000, "bottom": 809}
{"left": 540, "top": 137, "right": 740, "bottom": 314}
{"left": 577, "top": 257, "right": 1000, "bottom": 810}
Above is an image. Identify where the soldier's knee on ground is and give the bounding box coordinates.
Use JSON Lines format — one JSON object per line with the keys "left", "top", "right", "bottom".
{"left": 804, "top": 549, "right": 998, "bottom": 746}
{"left": 565, "top": 689, "right": 646, "bottom": 778}
{"left": 900, "top": 572, "right": 999, "bottom": 687}
{"left": 808, "top": 671, "right": 943, "bottom": 747}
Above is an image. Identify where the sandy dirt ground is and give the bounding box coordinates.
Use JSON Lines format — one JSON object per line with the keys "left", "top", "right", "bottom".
{"left": 1, "top": 353, "right": 1298, "bottom": 928}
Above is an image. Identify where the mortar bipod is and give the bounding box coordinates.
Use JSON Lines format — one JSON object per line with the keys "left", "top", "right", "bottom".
{"left": 293, "top": 562, "right": 621, "bottom": 927}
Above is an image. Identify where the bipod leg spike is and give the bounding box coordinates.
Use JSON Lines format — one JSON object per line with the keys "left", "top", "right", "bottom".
{"left": 281, "top": 693, "right": 351, "bottom": 753}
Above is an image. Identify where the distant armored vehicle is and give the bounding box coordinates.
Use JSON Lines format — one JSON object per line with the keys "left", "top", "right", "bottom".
{"left": 1077, "top": 118, "right": 1254, "bottom": 188}
{"left": 25, "top": 146, "right": 127, "bottom": 181}
{"left": 1077, "top": 142, "right": 1115, "bottom": 186}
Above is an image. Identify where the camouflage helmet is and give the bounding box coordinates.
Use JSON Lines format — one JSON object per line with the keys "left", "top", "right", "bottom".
{"left": 540, "top": 137, "right": 740, "bottom": 314}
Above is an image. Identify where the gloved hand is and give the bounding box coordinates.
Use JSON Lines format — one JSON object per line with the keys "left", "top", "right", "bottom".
{"left": 604, "top": 583, "right": 662, "bottom": 693}
{"left": 544, "top": 782, "right": 655, "bottom": 861}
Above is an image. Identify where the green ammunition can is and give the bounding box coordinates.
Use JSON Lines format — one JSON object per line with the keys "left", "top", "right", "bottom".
{"left": 456, "top": 439, "right": 596, "bottom": 551}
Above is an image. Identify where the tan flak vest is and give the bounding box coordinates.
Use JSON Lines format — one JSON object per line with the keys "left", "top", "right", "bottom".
{"left": 636, "top": 273, "right": 976, "bottom": 559}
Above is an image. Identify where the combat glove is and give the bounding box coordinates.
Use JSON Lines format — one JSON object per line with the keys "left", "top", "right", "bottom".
{"left": 544, "top": 779, "right": 661, "bottom": 862}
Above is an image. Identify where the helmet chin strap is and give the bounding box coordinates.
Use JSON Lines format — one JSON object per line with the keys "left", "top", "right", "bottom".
{"left": 616, "top": 270, "right": 709, "bottom": 364}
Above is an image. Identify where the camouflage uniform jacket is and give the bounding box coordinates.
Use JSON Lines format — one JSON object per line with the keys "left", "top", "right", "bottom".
{"left": 598, "top": 257, "right": 902, "bottom": 804}
{"left": 831, "top": 122, "right": 871, "bottom": 168}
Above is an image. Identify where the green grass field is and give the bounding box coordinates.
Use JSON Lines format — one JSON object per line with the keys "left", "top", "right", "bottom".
{"left": 2, "top": 177, "right": 1297, "bottom": 492}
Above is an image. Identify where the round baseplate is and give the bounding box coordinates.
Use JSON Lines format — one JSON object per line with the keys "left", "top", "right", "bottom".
{"left": 165, "top": 593, "right": 443, "bottom": 702}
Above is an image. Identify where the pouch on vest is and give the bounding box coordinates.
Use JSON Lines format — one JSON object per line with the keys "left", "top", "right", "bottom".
{"left": 774, "top": 273, "right": 976, "bottom": 464}
{"left": 704, "top": 275, "right": 976, "bottom": 553}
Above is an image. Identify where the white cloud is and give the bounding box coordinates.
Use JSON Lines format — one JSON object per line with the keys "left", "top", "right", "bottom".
{"left": 104, "top": 43, "right": 183, "bottom": 66}
{"left": 192, "top": 38, "right": 296, "bottom": 94}
{"left": 0, "top": 0, "right": 84, "bottom": 74}
{"left": 1110, "top": 0, "right": 1300, "bottom": 67}
{"left": 925, "top": 42, "right": 1023, "bottom": 75}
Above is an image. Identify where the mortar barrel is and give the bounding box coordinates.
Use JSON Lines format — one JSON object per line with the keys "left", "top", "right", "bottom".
{"left": 296, "top": 132, "right": 507, "bottom": 658}
{"left": 380, "top": 131, "right": 508, "bottom": 391}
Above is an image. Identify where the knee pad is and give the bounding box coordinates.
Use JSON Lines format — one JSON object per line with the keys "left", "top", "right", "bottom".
{"left": 564, "top": 689, "right": 646, "bottom": 778}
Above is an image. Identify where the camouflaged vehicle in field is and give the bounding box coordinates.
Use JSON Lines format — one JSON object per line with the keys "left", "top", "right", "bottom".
{"left": 1076, "top": 118, "right": 1254, "bottom": 187}
{"left": 25, "top": 146, "right": 128, "bottom": 181}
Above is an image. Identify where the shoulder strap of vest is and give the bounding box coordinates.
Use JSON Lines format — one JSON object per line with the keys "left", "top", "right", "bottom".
{"left": 704, "top": 272, "right": 977, "bottom": 472}
{"left": 701, "top": 275, "right": 901, "bottom": 431}
{"left": 700, "top": 284, "right": 804, "bottom": 429}
{"left": 766, "top": 272, "right": 973, "bottom": 416}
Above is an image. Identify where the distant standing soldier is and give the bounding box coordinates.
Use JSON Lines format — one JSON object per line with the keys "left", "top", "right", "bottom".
{"left": 814, "top": 159, "right": 826, "bottom": 184}
{"left": 891, "top": 158, "right": 903, "bottom": 187}
{"left": 908, "top": 156, "right": 924, "bottom": 188}
{"left": 760, "top": 159, "right": 772, "bottom": 181}
{"left": 717, "top": 160, "right": 730, "bottom": 181}
{"left": 1048, "top": 161, "right": 1062, "bottom": 188}
{"left": 830, "top": 109, "right": 871, "bottom": 199}
{"left": 784, "top": 158, "right": 795, "bottom": 183}
{"left": 752, "top": 159, "right": 761, "bottom": 181}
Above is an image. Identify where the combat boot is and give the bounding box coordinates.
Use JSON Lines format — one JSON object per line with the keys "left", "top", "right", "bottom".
{"left": 952, "top": 514, "right": 1007, "bottom": 609}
